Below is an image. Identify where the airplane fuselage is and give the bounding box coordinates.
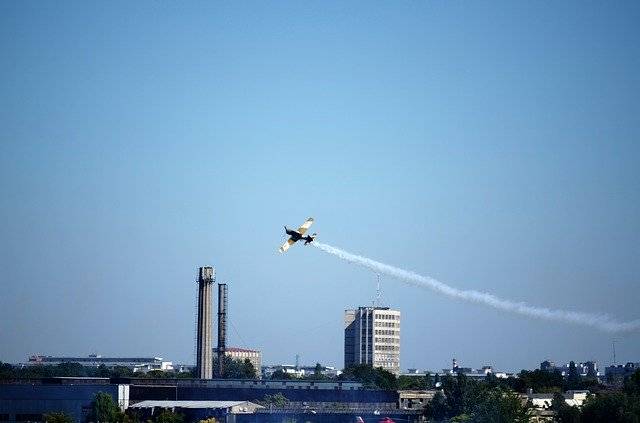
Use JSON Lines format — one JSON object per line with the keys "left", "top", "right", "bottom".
{"left": 285, "top": 227, "right": 303, "bottom": 241}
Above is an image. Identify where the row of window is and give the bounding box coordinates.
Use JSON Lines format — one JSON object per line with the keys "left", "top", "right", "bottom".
{"left": 375, "top": 337, "right": 399, "bottom": 344}
{"left": 374, "top": 329, "right": 398, "bottom": 336}
{"left": 376, "top": 354, "right": 399, "bottom": 361}
{"left": 375, "top": 345, "right": 400, "bottom": 351}
{"left": 374, "top": 322, "right": 399, "bottom": 328}
{"left": 375, "top": 314, "right": 399, "bottom": 320}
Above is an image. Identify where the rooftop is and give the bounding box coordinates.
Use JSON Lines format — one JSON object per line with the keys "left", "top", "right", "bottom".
{"left": 130, "top": 400, "right": 264, "bottom": 410}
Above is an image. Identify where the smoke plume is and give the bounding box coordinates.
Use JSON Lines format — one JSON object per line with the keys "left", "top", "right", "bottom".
{"left": 312, "top": 241, "right": 640, "bottom": 333}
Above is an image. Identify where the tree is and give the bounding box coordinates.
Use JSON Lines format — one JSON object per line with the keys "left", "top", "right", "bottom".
{"left": 424, "top": 372, "right": 434, "bottom": 389}
{"left": 580, "top": 391, "right": 640, "bottom": 423}
{"left": 198, "top": 419, "right": 218, "bottom": 423}
{"left": 551, "top": 392, "right": 580, "bottom": 423}
{"left": 339, "top": 364, "right": 397, "bottom": 390}
{"left": 262, "top": 393, "right": 289, "bottom": 408}
{"left": 424, "top": 390, "right": 449, "bottom": 421}
{"left": 398, "top": 375, "right": 428, "bottom": 390}
{"left": 270, "top": 369, "right": 292, "bottom": 380}
{"left": 513, "top": 369, "right": 564, "bottom": 393}
{"left": 213, "top": 356, "right": 256, "bottom": 379}
{"left": 89, "top": 392, "right": 122, "bottom": 423}
{"left": 43, "top": 412, "right": 73, "bottom": 423}
{"left": 155, "top": 410, "right": 184, "bottom": 423}
{"left": 470, "top": 388, "right": 531, "bottom": 423}
{"left": 309, "top": 362, "right": 326, "bottom": 380}
{"left": 624, "top": 369, "right": 640, "bottom": 395}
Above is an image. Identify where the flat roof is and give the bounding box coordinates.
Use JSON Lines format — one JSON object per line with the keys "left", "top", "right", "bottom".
{"left": 130, "top": 400, "right": 263, "bottom": 409}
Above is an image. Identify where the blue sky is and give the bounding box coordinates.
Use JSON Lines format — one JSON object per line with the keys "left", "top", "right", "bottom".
{"left": 1, "top": 1, "right": 639, "bottom": 372}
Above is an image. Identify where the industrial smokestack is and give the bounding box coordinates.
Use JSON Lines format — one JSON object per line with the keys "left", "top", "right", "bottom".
{"left": 196, "top": 266, "right": 214, "bottom": 379}
{"left": 217, "top": 282, "right": 228, "bottom": 378}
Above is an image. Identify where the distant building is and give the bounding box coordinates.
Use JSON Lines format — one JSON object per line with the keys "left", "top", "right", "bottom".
{"left": 26, "top": 354, "right": 173, "bottom": 373}
{"left": 605, "top": 362, "right": 640, "bottom": 384}
{"left": 525, "top": 389, "right": 590, "bottom": 409}
{"left": 262, "top": 364, "right": 304, "bottom": 379}
{"left": 540, "top": 360, "right": 599, "bottom": 377}
{"left": 398, "top": 390, "right": 437, "bottom": 411}
{"left": 344, "top": 307, "right": 400, "bottom": 374}
{"left": 540, "top": 360, "right": 556, "bottom": 372}
{"left": 436, "top": 360, "right": 509, "bottom": 380}
{"left": 213, "top": 347, "right": 262, "bottom": 377}
{"left": 261, "top": 364, "right": 341, "bottom": 379}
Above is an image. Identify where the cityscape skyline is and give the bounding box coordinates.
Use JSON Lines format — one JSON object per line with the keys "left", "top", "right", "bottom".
{"left": 2, "top": 1, "right": 640, "bottom": 372}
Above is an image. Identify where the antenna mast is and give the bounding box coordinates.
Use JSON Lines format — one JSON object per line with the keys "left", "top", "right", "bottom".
{"left": 373, "top": 273, "right": 381, "bottom": 306}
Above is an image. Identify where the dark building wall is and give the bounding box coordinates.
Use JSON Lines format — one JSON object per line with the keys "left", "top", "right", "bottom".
{"left": 236, "top": 411, "right": 421, "bottom": 423}
{"left": 0, "top": 384, "right": 120, "bottom": 422}
{"left": 130, "top": 385, "right": 397, "bottom": 404}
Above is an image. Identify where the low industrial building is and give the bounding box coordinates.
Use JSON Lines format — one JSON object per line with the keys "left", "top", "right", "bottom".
{"left": 1, "top": 377, "right": 420, "bottom": 422}
{"left": 129, "top": 400, "right": 263, "bottom": 421}
{"left": 398, "top": 390, "right": 437, "bottom": 411}
{"left": 0, "top": 378, "right": 128, "bottom": 422}
{"left": 26, "top": 354, "right": 173, "bottom": 373}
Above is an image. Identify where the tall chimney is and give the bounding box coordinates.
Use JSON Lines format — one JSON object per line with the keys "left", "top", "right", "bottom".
{"left": 196, "top": 266, "right": 214, "bottom": 379}
{"left": 217, "top": 282, "right": 228, "bottom": 378}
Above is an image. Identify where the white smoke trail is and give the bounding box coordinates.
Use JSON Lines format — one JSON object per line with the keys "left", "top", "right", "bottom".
{"left": 312, "top": 241, "right": 640, "bottom": 333}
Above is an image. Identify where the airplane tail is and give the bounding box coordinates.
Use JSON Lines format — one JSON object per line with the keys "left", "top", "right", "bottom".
{"left": 304, "top": 233, "right": 317, "bottom": 245}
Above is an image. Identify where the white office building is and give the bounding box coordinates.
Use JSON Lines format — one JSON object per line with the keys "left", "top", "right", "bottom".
{"left": 344, "top": 307, "right": 400, "bottom": 375}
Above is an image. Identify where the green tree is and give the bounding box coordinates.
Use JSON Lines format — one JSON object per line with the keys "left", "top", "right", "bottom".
{"left": 581, "top": 391, "right": 640, "bottom": 423}
{"left": 270, "top": 369, "right": 292, "bottom": 380}
{"left": 0, "top": 362, "right": 16, "bottom": 379}
{"left": 512, "top": 369, "right": 564, "bottom": 393}
{"left": 552, "top": 392, "right": 581, "bottom": 423}
{"left": 155, "top": 410, "right": 184, "bottom": 423}
{"left": 425, "top": 372, "right": 434, "bottom": 389}
{"left": 339, "top": 364, "right": 397, "bottom": 390}
{"left": 43, "top": 412, "right": 73, "bottom": 423}
{"left": 398, "top": 375, "right": 427, "bottom": 390}
{"left": 424, "top": 390, "right": 449, "bottom": 421}
{"left": 309, "top": 362, "right": 326, "bottom": 380}
{"left": 212, "top": 356, "right": 256, "bottom": 379}
{"left": 262, "top": 393, "right": 289, "bottom": 408}
{"left": 89, "top": 392, "right": 122, "bottom": 423}
{"left": 624, "top": 369, "right": 640, "bottom": 395}
{"left": 470, "top": 388, "right": 531, "bottom": 423}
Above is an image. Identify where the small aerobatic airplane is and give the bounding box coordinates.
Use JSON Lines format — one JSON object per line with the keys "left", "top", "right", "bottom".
{"left": 278, "top": 217, "right": 316, "bottom": 253}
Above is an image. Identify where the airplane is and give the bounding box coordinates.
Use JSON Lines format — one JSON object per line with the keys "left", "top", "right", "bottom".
{"left": 278, "top": 217, "right": 316, "bottom": 253}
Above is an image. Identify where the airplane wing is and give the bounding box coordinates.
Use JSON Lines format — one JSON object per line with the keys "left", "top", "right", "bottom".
{"left": 296, "top": 217, "right": 314, "bottom": 236}
{"left": 279, "top": 238, "right": 295, "bottom": 253}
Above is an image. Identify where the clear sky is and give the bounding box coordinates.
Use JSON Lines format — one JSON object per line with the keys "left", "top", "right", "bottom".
{"left": 1, "top": 1, "right": 639, "bottom": 372}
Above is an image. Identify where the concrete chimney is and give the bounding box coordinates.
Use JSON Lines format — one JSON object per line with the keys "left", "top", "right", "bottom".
{"left": 196, "top": 266, "right": 214, "bottom": 379}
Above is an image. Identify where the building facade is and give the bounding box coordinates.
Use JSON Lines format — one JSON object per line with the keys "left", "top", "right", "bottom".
{"left": 344, "top": 307, "right": 400, "bottom": 374}
{"left": 213, "top": 347, "right": 261, "bottom": 378}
